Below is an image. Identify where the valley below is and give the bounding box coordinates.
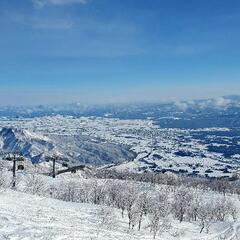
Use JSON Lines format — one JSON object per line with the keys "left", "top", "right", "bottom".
{"left": 0, "top": 115, "right": 240, "bottom": 178}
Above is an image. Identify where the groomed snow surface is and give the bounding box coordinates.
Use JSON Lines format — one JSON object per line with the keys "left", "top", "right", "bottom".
{"left": 0, "top": 189, "right": 240, "bottom": 240}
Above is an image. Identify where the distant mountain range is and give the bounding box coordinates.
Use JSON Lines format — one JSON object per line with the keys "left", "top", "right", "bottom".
{"left": 1, "top": 95, "right": 240, "bottom": 128}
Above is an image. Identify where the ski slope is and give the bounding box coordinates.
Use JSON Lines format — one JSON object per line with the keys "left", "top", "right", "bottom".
{"left": 0, "top": 190, "right": 158, "bottom": 240}
{"left": 0, "top": 189, "right": 240, "bottom": 240}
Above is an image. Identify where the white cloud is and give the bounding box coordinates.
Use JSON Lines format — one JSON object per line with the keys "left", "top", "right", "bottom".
{"left": 32, "top": 0, "right": 88, "bottom": 8}
{"left": 213, "top": 97, "right": 231, "bottom": 108}
{"left": 175, "top": 101, "right": 189, "bottom": 111}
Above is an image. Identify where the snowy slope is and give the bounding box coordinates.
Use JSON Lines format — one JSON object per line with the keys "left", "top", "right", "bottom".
{"left": 0, "top": 189, "right": 240, "bottom": 240}
{"left": 0, "top": 190, "right": 160, "bottom": 240}
{"left": 0, "top": 126, "right": 135, "bottom": 166}
{"left": 0, "top": 127, "right": 54, "bottom": 163}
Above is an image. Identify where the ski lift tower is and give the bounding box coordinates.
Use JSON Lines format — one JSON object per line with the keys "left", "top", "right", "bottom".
{"left": 45, "top": 154, "right": 69, "bottom": 178}
{"left": 0, "top": 152, "right": 25, "bottom": 188}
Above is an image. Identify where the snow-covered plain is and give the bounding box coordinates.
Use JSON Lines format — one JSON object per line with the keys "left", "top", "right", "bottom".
{"left": 0, "top": 116, "right": 240, "bottom": 177}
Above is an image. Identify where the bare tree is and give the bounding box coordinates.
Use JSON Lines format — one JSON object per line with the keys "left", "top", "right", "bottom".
{"left": 95, "top": 206, "right": 117, "bottom": 230}
{"left": 197, "top": 201, "right": 214, "bottom": 233}
{"left": 24, "top": 172, "right": 46, "bottom": 195}
{"left": 114, "top": 182, "right": 127, "bottom": 218}
{"left": 61, "top": 180, "right": 79, "bottom": 202}
{"left": 213, "top": 197, "right": 238, "bottom": 222}
{"left": 0, "top": 167, "right": 11, "bottom": 189}
{"left": 172, "top": 187, "right": 193, "bottom": 223}
{"left": 187, "top": 192, "right": 201, "bottom": 222}
{"left": 104, "top": 180, "right": 120, "bottom": 207}
{"left": 88, "top": 179, "right": 106, "bottom": 205}
{"left": 136, "top": 191, "right": 150, "bottom": 231}
{"left": 148, "top": 190, "right": 171, "bottom": 239}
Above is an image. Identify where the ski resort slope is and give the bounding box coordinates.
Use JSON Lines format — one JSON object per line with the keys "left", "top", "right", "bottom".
{"left": 0, "top": 190, "right": 240, "bottom": 240}
{"left": 0, "top": 190, "right": 156, "bottom": 240}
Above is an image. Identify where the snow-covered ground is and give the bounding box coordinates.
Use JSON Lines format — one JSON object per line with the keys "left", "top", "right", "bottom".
{"left": 0, "top": 189, "right": 240, "bottom": 240}
{"left": 0, "top": 189, "right": 150, "bottom": 240}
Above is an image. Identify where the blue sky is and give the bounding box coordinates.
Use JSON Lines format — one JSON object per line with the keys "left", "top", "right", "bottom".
{"left": 0, "top": 0, "right": 240, "bottom": 105}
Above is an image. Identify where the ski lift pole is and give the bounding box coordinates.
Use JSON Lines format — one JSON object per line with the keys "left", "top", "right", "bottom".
{"left": 45, "top": 154, "right": 69, "bottom": 178}
{"left": 46, "top": 155, "right": 58, "bottom": 178}
{"left": 1, "top": 152, "right": 25, "bottom": 188}
{"left": 12, "top": 156, "right": 16, "bottom": 188}
{"left": 52, "top": 157, "right": 56, "bottom": 178}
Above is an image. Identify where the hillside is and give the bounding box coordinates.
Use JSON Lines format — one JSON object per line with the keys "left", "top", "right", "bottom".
{"left": 0, "top": 127, "right": 134, "bottom": 166}
{"left": 0, "top": 182, "right": 240, "bottom": 240}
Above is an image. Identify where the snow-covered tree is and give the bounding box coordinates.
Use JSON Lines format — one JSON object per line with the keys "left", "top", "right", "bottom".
{"left": 172, "top": 187, "right": 193, "bottom": 223}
